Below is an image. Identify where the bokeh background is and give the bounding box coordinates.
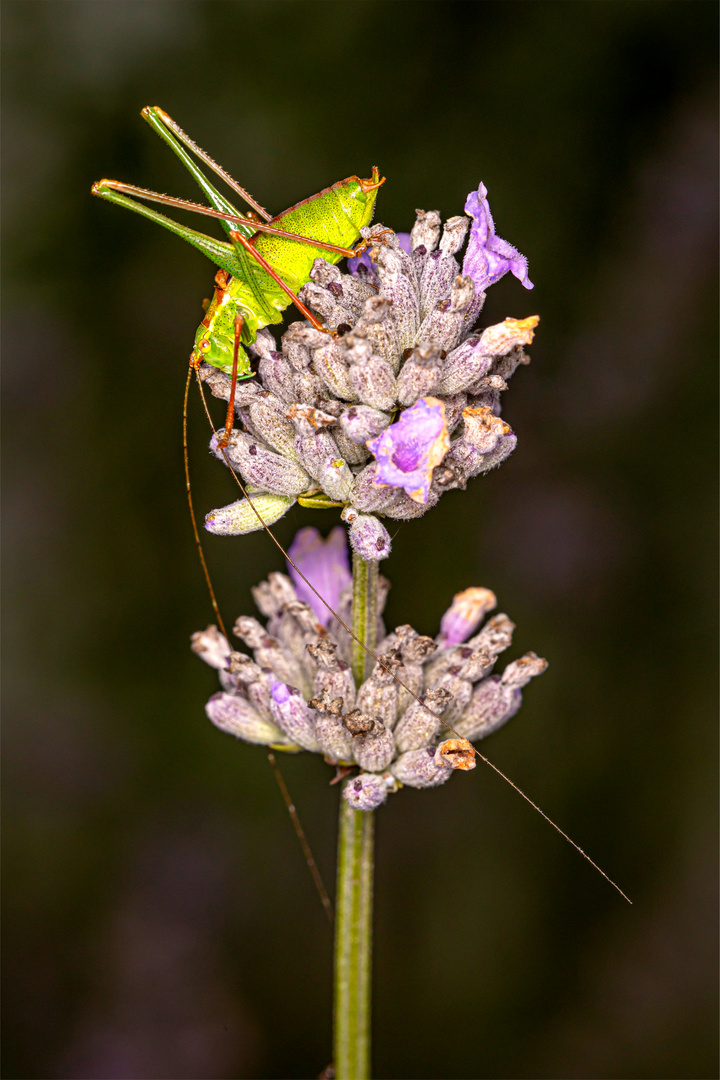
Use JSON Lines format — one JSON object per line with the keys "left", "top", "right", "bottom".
{"left": 3, "top": 2, "right": 717, "bottom": 1078}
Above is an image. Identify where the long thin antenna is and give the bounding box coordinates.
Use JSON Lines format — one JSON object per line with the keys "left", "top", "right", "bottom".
{"left": 196, "top": 370, "right": 631, "bottom": 905}
{"left": 268, "top": 752, "right": 334, "bottom": 922}
{"left": 183, "top": 365, "right": 228, "bottom": 637}
{"left": 184, "top": 364, "right": 333, "bottom": 917}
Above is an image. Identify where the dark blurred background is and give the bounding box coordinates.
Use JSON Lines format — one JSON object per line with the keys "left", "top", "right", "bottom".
{"left": 2, "top": 2, "right": 717, "bottom": 1078}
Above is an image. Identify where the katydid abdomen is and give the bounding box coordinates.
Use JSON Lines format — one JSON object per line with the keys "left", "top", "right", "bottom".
{"left": 193, "top": 174, "right": 382, "bottom": 376}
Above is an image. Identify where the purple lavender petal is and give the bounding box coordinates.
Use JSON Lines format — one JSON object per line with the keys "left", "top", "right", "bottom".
{"left": 462, "top": 183, "right": 534, "bottom": 293}
{"left": 286, "top": 526, "right": 352, "bottom": 627}
{"left": 396, "top": 232, "right": 412, "bottom": 255}
{"left": 347, "top": 249, "right": 375, "bottom": 276}
{"left": 347, "top": 232, "right": 411, "bottom": 276}
{"left": 366, "top": 397, "right": 450, "bottom": 505}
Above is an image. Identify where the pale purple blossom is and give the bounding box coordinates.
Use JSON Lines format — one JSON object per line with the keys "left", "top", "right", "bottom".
{"left": 462, "top": 183, "right": 534, "bottom": 293}
{"left": 367, "top": 396, "right": 450, "bottom": 504}
{"left": 437, "top": 587, "right": 498, "bottom": 648}
{"left": 287, "top": 526, "right": 352, "bottom": 627}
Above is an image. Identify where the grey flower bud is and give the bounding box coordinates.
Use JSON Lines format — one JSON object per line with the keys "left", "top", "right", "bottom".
{"left": 206, "top": 691, "right": 293, "bottom": 747}
{"left": 233, "top": 617, "right": 308, "bottom": 692}
{"left": 453, "top": 676, "right": 522, "bottom": 742}
{"left": 355, "top": 295, "right": 393, "bottom": 328}
{"left": 467, "top": 613, "right": 516, "bottom": 659}
{"left": 501, "top": 652, "right": 548, "bottom": 688}
{"left": 456, "top": 648, "right": 494, "bottom": 683}
{"left": 247, "top": 327, "right": 277, "bottom": 362}
{"left": 330, "top": 275, "right": 377, "bottom": 320}
{"left": 205, "top": 494, "right": 295, "bottom": 536}
{"left": 375, "top": 245, "right": 419, "bottom": 351}
{"left": 394, "top": 688, "right": 452, "bottom": 753}
{"left": 428, "top": 669, "right": 473, "bottom": 725}
{"left": 245, "top": 392, "right": 299, "bottom": 460}
{"left": 339, "top": 405, "right": 391, "bottom": 445}
{"left": 355, "top": 665, "right": 399, "bottom": 730}
{"left": 355, "top": 296, "right": 400, "bottom": 371}
{"left": 312, "top": 662, "right": 356, "bottom": 716}
{"left": 312, "top": 339, "right": 357, "bottom": 401}
{"left": 281, "top": 322, "right": 329, "bottom": 370}
{"left": 396, "top": 345, "right": 443, "bottom": 406}
{"left": 439, "top": 215, "right": 469, "bottom": 256}
{"left": 251, "top": 571, "right": 298, "bottom": 619}
{"left": 210, "top": 430, "right": 311, "bottom": 497}
{"left": 350, "top": 462, "right": 406, "bottom": 515}
{"left": 445, "top": 431, "right": 517, "bottom": 479}
{"left": 387, "top": 486, "right": 440, "bottom": 520}
{"left": 294, "top": 428, "right": 354, "bottom": 503}
{"left": 226, "top": 651, "right": 264, "bottom": 684}
{"left": 258, "top": 350, "right": 296, "bottom": 403}
{"left": 309, "top": 257, "right": 343, "bottom": 288}
{"left": 411, "top": 209, "right": 442, "bottom": 254}
{"left": 191, "top": 625, "right": 231, "bottom": 669}
{"left": 438, "top": 335, "right": 492, "bottom": 395}
{"left": 298, "top": 281, "right": 350, "bottom": 331}
{"left": 308, "top": 690, "right": 356, "bottom": 760}
{"left": 441, "top": 391, "right": 469, "bottom": 433}
{"left": 348, "top": 352, "right": 397, "bottom": 412}
{"left": 352, "top": 720, "right": 396, "bottom": 772}
{"left": 391, "top": 746, "right": 453, "bottom": 789}
{"left": 416, "top": 276, "right": 475, "bottom": 354}
{"left": 333, "top": 429, "right": 371, "bottom": 465}
{"left": 269, "top": 681, "right": 321, "bottom": 752}
{"left": 462, "top": 406, "right": 512, "bottom": 453}
{"left": 419, "top": 250, "right": 459, "bottom": 320}
{"left": 292, "top": 367, "right": 325, "bottom": 406}
{"left": 349, "top": 513, "right": 392, "bottom": 561}
{"left": 343, "top": 773, "right": 389, "bottom": 811}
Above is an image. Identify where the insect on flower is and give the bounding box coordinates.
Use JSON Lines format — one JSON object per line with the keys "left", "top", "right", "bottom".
{"left": 92, "top": 113, "right": 630, "bottom": 916}
{"left": 92, "top": 106, "right": 385, "bottom": 446}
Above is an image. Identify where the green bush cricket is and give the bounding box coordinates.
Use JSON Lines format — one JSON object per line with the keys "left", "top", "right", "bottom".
{"left": 92, "top": 106, "right": 384, "bottom": 446}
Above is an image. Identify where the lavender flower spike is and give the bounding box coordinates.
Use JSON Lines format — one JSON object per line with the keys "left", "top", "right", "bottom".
{"left": 287, "top": 526, "right": 352, "bottom": 628}
{"left": 367, "top": 396, "right": 450, "bottom": 505}
{"left": 462, "top": 183, "right": 534, "bottom": 293}
{"left": 437, "top": 587, "right": 498, "bottom": 648}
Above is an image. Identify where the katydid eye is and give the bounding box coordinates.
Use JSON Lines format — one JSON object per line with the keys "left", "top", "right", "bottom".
{"left": 200, "top": 339, "right": 210, "bottom": 350}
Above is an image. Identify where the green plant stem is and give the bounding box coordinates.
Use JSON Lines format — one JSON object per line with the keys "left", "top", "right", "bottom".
{"left": 333, "top": 553, "right": 378, "bottom": 1080}
{"left": 350, "top": 553, "right": 378, "bottom": 686}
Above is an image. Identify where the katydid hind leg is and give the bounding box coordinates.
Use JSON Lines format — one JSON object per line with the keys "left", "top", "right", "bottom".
{"left": 92, "top": 181, "right": 242, "bottom": 276}
{"left": 144, "top": 107, "right": 272, "bottom": 224}
{"left": 97, "top": 180, "right": 365, "bottom": 259}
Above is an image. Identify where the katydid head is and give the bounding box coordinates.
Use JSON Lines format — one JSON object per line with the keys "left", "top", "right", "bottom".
{"left": 337, "top": 168, "right": 386, "bottom": 234}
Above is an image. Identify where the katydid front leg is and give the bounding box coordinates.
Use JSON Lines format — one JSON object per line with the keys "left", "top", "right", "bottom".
{"left": 217, "top": 313, "right": 245, "bottom": 450}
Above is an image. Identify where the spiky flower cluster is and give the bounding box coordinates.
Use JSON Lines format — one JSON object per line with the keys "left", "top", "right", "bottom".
{"left": 192, "top": 528, "right": 547, "bottom": 810}
{"left": 200, "top": 184, "right": 538, "bottom": 562}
